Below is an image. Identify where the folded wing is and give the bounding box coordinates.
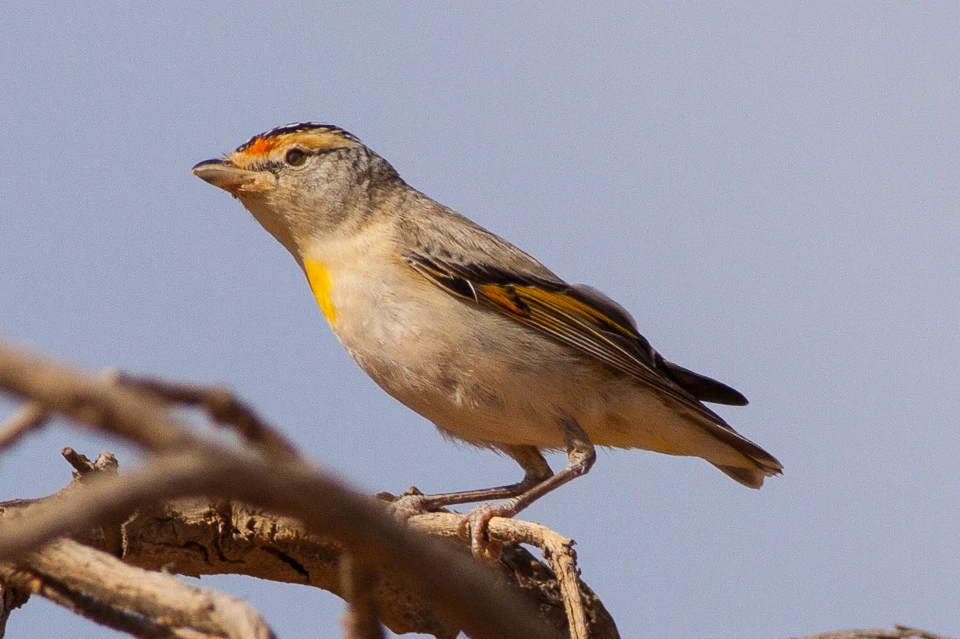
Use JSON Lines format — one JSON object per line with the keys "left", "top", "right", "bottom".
{"left": 404, "top": 254, "right": 746, "bottom": 413}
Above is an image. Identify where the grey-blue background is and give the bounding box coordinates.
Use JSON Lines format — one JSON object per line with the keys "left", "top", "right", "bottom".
{"left": 2, "top": 3, "right": 957, "bottom": 637}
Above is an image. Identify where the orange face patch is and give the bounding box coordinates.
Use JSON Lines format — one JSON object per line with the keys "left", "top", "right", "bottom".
{"left": 243, "top": 136, "right": 278, "bottom": 156}
{"left": 229, "top": 131, "right": 355, "bottom": 168}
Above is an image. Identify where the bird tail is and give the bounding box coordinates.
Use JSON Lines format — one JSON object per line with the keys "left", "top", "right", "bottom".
{"left": 710, "top": 436, "right": 782, "bottom": 488}
{"left": 714, "top": 463, "right": 773, "bottom": 489}
{"left": 697, "top": 417, "right": 783, "bottom": 489}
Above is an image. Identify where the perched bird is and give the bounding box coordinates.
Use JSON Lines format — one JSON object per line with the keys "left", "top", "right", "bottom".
{"left": 192, "top": 123, "right": 781, "bottom": 553}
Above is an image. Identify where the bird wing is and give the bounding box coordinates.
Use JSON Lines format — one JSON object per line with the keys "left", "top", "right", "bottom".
{"left": 404, "top": 253, "right": 747, "bottom": 414}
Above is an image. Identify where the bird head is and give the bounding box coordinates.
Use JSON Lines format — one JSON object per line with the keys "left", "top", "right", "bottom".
{"left": 192, "top": 123, "right": 399, "bottom": 256}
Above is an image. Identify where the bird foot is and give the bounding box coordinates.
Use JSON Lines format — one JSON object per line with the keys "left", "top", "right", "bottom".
{"left": 457, "top": 503, "right": 517, "bottom": 563}
{"left": 383, "top": 487, "right": 432, "bottom": 521}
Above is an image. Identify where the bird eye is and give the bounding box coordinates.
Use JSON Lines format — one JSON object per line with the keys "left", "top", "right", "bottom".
{"left": 285, "top": 149, "right": 307, "bottom": 166}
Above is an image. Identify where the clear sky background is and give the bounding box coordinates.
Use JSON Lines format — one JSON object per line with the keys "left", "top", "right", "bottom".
{"left": 2, "top": 3, "right": 958, "bottom": 638}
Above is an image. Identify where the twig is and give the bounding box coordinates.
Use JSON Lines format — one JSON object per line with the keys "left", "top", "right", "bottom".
{"left": 792, "top": 627, "right": 957, "bottom": 639}
{"left": 892, "top": 627, "right": 957, "bottom": 639}
{"left": 61, "top": 447, "right": 97, "bottom": 475}
{"left": 110, "top": 372, "right": 301, "bottom": 462}
{"left": 541, "top": 534, "right": 588, "bottom": 639}
{"left": 411, "top": 512, "right": 599, "bottom": 638}
{"left": 0, "top": 539, "right": 274, "bottom": 639}
{"left": 0, "top": 402, "right": 48, "bottom": 453}
{"left": 61, "top": 447, "right": 121, "bottom": 479}
{"left": 0, "top": 578, "right": 30, "bottom": 638}
{"left": 340, "top": 553, "right": 385, "bottom": 639}
{"left": 0, "top": 343, "right": 192, "bottom": 452}
{"left": 61, "top": 449, "right": 124, "bottom": 555}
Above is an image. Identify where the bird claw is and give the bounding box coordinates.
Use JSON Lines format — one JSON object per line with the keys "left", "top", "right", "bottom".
{"left": 386, "top": 491, "right": 512, "bottom": 563}
{"left": 458, "top": 503, "right": 511, "bottom": 563}
{"left": 385, "top": 487, "right": 431, "bottom": 521}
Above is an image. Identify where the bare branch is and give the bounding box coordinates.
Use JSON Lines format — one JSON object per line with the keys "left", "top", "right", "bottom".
{"left": 111, "top": 372, "right": 301, "bottom": 462}
{"left": 0, "top": 579, "right": 30, "bottom": 637}
{"left": 0, "top": 341, "right": 194, "bottom": 451}
{"left": 0, "top": 449, "right": 559, "bottom": 639}
{"left": 0, "top": 341, "right": 560, "bottom": 639}
{"left": 0, "top": 539, "right": 274, "bottom": 639}
{"left": 410, "top": 512, "right": 615, "bottom": 636}
{"left": 59, "top": 448, "right": 125, "bottom": 556}
{"left": 339, "top": 554, "right": 385, "bottom": 639}
{"left": 0, "top": 484, "right": 616, "bottom": 638}
{"left": 61, "top": 447, "right": 119, "bottom": 478}
{"left": 793, "top": 628, "right": 956, "bottom": 639}
{"left": 0, "top": 340, "right": 948, "bottom": 639}
{"left": 0, "top": 402, "right": 48, "bottom": 453}
{"left": 537, "top": 531, "right": 587, "bottom": 638}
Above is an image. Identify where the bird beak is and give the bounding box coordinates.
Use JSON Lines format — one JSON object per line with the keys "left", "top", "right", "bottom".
{"left": 191, "top": 159, "right": 273, "bottom": 194}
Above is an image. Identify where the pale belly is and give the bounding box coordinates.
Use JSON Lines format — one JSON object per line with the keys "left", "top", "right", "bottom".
{"left": 327, "top": 265, "right": 581, "bottom": 447}
{"left": 309, "top": 252, "right": 750, "bottom": 466}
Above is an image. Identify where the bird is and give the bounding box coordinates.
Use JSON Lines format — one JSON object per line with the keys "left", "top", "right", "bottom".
{"left": 192, "top": 122, "right": 781, "bottom": 555}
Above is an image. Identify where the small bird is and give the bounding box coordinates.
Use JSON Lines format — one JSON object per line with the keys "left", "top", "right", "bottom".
{"left": 193, "top": 123, "right": 781, "bottom": 553}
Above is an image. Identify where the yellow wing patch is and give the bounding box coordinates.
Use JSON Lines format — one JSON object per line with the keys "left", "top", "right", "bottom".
{"left": 477, "top": 284, "right": 526, "bottom": 315}
{"left": 304, "top": 259, "right": 337, "bottom": 326}
{"left": 512, "top": 286, "right": 637, "bottom": 338}
{"left": 467, "top": 282, "right": 665, "bottom": 384}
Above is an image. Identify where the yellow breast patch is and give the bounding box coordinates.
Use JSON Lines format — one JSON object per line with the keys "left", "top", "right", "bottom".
{"left": 304, "top": 259, "right": 337, "bottom": 326}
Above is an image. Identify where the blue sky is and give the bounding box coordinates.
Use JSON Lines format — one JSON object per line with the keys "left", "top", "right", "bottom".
{"left": 2, "top": 3, "right": 958, "bottom": 638}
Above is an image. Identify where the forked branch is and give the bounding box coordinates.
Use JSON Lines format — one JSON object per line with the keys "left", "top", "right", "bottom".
{"left": 0, "top": 340, "right": 614, "bottom": 639}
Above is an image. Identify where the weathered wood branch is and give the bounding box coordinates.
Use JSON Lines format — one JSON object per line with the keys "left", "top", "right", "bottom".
{"left": 0, "top": 340, "right": 615, "bottom": 638}
{"left": 0, "top": 341, "right": 952, "bottom": 639}
{"left": 0, "top": 538, "right": 275, "bottom": 639}
{"left": 793, "top": 628, "right": 955, "bottom": 639}
{"left": 0, "top": 472, "right": 615, "bottom": 638}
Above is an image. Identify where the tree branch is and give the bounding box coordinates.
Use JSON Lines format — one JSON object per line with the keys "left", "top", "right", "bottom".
{"left": 2, "top": 340, "right": 946, "bottom": 639}
{"left": 0, "top": 341, "right": 609, "bottom": 638}
{"left": 0, "top": 538, "right": 274, "bottom": 639}
{"left": 339, "top": 553, "right": 386, "bottom": 639}
{"left": 110, "top": 372, "right": 301, "bottom": 462}
{"left": 0, "top": 402, "right": 48, "bottom": 453}
{"left": 793, "top": 628, "right": 955, "bottom": 639}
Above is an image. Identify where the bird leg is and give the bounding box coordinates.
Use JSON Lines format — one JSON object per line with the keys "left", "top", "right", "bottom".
{"left": 460, "top": 418, "right": 596, "bottom": 560}
{"left": 389, "top": 444, "right": 553, "bottom": 519}
{"left": 390, "top": 420, "right": 596, "bottom": 560}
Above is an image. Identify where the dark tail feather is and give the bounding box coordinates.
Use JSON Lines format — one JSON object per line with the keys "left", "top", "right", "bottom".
{"left": 656, "top": 357, "right": 749, "bottom": 406}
